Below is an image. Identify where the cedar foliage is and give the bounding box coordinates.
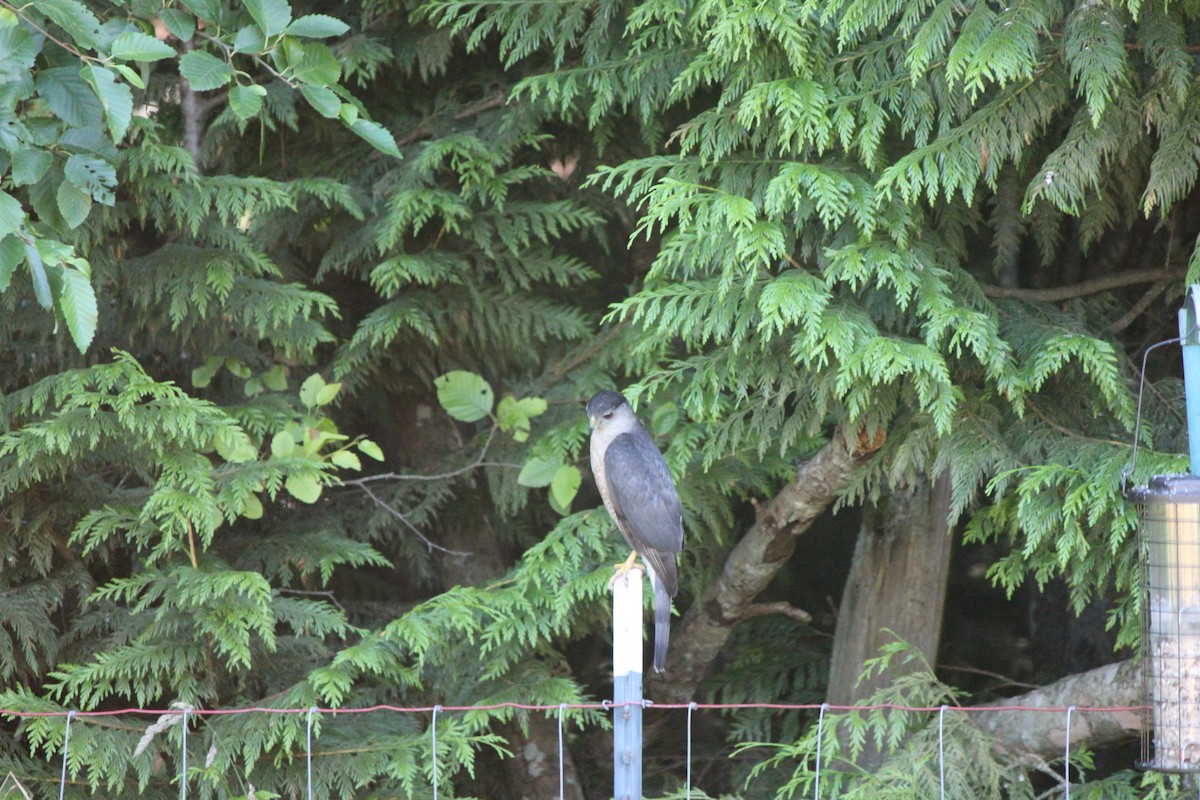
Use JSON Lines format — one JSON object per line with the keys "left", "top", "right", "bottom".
{"left": 2, "top": 0, "right": 1200, "bottom": 797}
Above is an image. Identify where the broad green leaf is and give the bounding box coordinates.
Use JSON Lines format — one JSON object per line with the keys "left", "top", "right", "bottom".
{"left": 179, "top": 50, "right": 234, "bottom": 91}
{"left": 35, "top": 0, "right": 103, "bottom": 50}
{"left": 285, "top": 40, "right": 341, "bottom": 85}
{"left": 314, "top": 382, "right": 340, "bottom": 406}
{"left": 215, "top": 428, "right": 257, "bottom": 463}
{"left": 262, "top": 365, "right": 288, "bottom": 391}
{"left": 109, "top": 31, "right": 176, "bottom": 61}
{"left": 350, "top": 118, "right": 401, "bottom": 158}
{"left": 111, "top": 63, "right": 145, "bottom": 90}
{"left": 244, "top": 0, "right": 292, "bottom": 38}
{"left": 64, "top": 154, "right": 116, "bottom": 204}
{"left": 82, "top": 65, "right": 133, "bottom": 143}
{"left": 241, "top": 494, "right": 264, "bottom": 520}
{"left": 228, "top": 84, "right": 264, "bottom": 120}
{"left": 57, "top": 266, "right": 97, "bottom": 351}
{"left": 517, "top": 456, "right": 559, "bottom": 488}
{"left": 0, "top": 22, "right": 39, "bottom": 82}
{"left": 24, "top": 243, "right": 51, "bottom": 309}
{"left": 299, "top": 373, "right": 325, "bottom": 407}
{"left": 233, "top": 25, "right": 266, "bottom": 54}
{"left": 434, "top": 371, "right": 493, "bottom": 422}
{"left": 284, "top": 14, "right": 349, "bottom": 38}
{"left": 285, "top": 473, "right": 322, "bottom": 504}
{"left": 0, "top": 235, "right": 21, "bottom": 291}
{"left": 180, "top": 0, "right": 219, "bottom": 21}
{"left": 11, "top": 148, "right": 52, "bottom": 186}
{"left": 300, "top": 83, "right": 340, "bottom": 118}
{"left": 243, "top": 377, "right": 264, "bottom": 397}
{"left": 550, "top": 465, "right": 582, "bottom": 509}
{"left": 0, "top": 191, "right": 21, "bottom": 238}
{"left": 191, "top": 355, "right": 223, "bottom": 388}
{"left": 159, "top": 9, "right": 195, "bottom": 41}
{"left": 35, "top": 68, "right": 104, "bottom": 128}
{"left": 357, "top": 439, "right": 384, "bottom": 461}
{"left": 330, "top": 450, "right": 361, "bottom": 470}
{"left": 225, "top": 358, "right": 252, "bottom": 378}
{"left": 497, "top": 395, "right": 544, "bottom": 442}
{"left": 270, "top": 431, "right": 294, "bottom": 458}
{"left": 56, "top": 180, "right": 92, "bottom": 229}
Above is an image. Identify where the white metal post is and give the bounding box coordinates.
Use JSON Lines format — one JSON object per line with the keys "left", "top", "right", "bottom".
{"left": 612, "top": 566, "right": 644, "bottom": 800}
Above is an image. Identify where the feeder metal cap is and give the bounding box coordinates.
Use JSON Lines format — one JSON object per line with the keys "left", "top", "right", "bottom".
{"left": 1128, "top": 474, "right": 1200, "bottom": 503}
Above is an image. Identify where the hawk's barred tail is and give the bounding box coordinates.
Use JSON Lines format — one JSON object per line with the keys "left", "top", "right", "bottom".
{"left": 652, "top": 577, "right": 671, "bottom": 673}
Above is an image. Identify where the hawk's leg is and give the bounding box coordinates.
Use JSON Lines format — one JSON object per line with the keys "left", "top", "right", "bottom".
{"left": 608, "top": 550, "right": 640, "bottom": 587}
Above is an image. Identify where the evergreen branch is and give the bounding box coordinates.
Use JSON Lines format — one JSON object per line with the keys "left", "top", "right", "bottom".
{"left": 1108, "top": 278, "right": 1173, "bottom": 333}
{"left": 980, "top": 268, "right": 1181, "bottom": 302}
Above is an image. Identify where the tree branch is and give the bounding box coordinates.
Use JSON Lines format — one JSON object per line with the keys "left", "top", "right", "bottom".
{"left": 980, "top": 269, "right": 1181, "bottom": 303}
{"left": 972, "top": 659, "right": 1143, "bottom": 761}
{"left": 648, "top": 427, "right": 885, "bottom": 703}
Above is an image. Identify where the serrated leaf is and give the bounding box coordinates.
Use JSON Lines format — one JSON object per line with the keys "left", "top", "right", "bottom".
{"left": 0, "top": 191, "right": 22, "bottom": 238}
{"left": 180, "top": 0, "right": 219, "bottom": 21}
{"left": 36, "top": 67, "right": 104, "bottom": 128}
{"left": 357, "top": 439, "right": 384, "bottom": 461}
{"left": 11, "top": 148, "right": 52, "bottom": 186}
{"left": 0, "top": 235, "right": 21, "bottom": 292}
{"left": 0, "top": 23, "right": 39, "bottom": 83}
{"left": 24, "top": 243, "right": 51, "bottom": 310}
{"left": 550, "top": 465, "right": 581, "bottom": 509}
{"left": 243, "top": 377, "right": 264, "bottom": 397}
{"left": 350, "top": 118, "right": 401, "bottom": 158}
{"left": 233, "top": 24, "right": 265, "bottom": 54}
{"left": 285, "top": 473, "right": 322, "bottom": 504}
{"left": 245, "top": 0, "right": 292, "bottom": 38}
{"left": 111, "top": 63, "right": 145, "bottom": 90}
{"left": 159, "top": 9, "right": 195, "bottom": 41}
{"left": 285, "top": 14, "right": 349, "bottom": 38}
{"left": 299, "top": 373, "right": 325, "bottom": 407}
{"left": 228, "top": 84, "right": 264, "bottom": 120}
{"left": 109, "top": 31, "right": 176, "bottom": 61}
{"left": 300, "top": 83, "right": 340, "bottom": 118}
{"left": 270, "top": 431, "right": 294, "bottom": 458}
{"left": 434, "top": 371, "right": 493, "bottom": 422}
{"left": 56, "top": 180, "right": 91, "bottom": 229}
{"left": 330, "top": 450, "right": 361, "bottom": 470}
{"left": 262, "top": 365, "right": 288, "bottom": 391}
{"left": 517, "top": 456, "right": 559, "bottom": 488}
{"left": 64, "top": 154, "right": 116, "bottom": 204}
{"left": 179, "top": 50, "right": 233, "bottom": 91}
{"left": 57, "top": 265, "right": 96, "bottom": 352}
{"left": 314, "top": 382, "right": 340, "bottom": 406}
{"left": 82, "top": 65, "right": 133, "bottom": 143}
{"left": 35, "top": 0, "right": 103, "bottom": 50}
{"left": 285, "top": 40, "right": 341, "bottom": 85}
{"left": 241, "top": 494, "right": 264, "bottom": 520}
{"left": 496, "top": 396, "right": 534, "bottom": 441}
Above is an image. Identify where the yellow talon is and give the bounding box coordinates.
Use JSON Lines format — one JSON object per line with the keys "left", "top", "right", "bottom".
{"left": 608, "top": 551, "right": 640, "bottom": 587}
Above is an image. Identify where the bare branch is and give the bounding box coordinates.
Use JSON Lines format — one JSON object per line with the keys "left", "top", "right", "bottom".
{"left": 648, "top": 427, "right": 885, "bottom": 703}
{"left": 981, "top": 269, "right": 1181, "bottom": 303}
{"left": 352, "top": 481, "right": 472, "bottom": 556}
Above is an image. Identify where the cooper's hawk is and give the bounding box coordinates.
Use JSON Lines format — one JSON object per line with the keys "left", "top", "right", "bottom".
{"left": 586, "top": 390, "right": 684, "bottom": 673}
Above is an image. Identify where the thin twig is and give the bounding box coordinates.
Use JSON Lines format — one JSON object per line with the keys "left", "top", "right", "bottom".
{"left": 277, "top": 588, "right": 346, "bottom": 613}
{"left": 1108, "top": 278, "right": 1172, "bottom": 333}
{"left": 353, "top": 482, "right": 471, "bottom": 556}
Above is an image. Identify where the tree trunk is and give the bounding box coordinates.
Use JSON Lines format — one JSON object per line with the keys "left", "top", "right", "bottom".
{"left": 647, "top": 427, "right": 884, "bottom": 703}
{"left": 826, "top": 470, "right": 954, "bottom": 768}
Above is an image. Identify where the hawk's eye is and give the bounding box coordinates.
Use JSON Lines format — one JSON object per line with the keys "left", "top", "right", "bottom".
{"left": 602, "top": 410, "right": 614, "bottom": 419}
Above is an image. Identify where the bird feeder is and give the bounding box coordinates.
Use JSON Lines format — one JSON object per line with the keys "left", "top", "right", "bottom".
{"left": 1134, "top": 288, "right": 1200, "bottom": 771}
